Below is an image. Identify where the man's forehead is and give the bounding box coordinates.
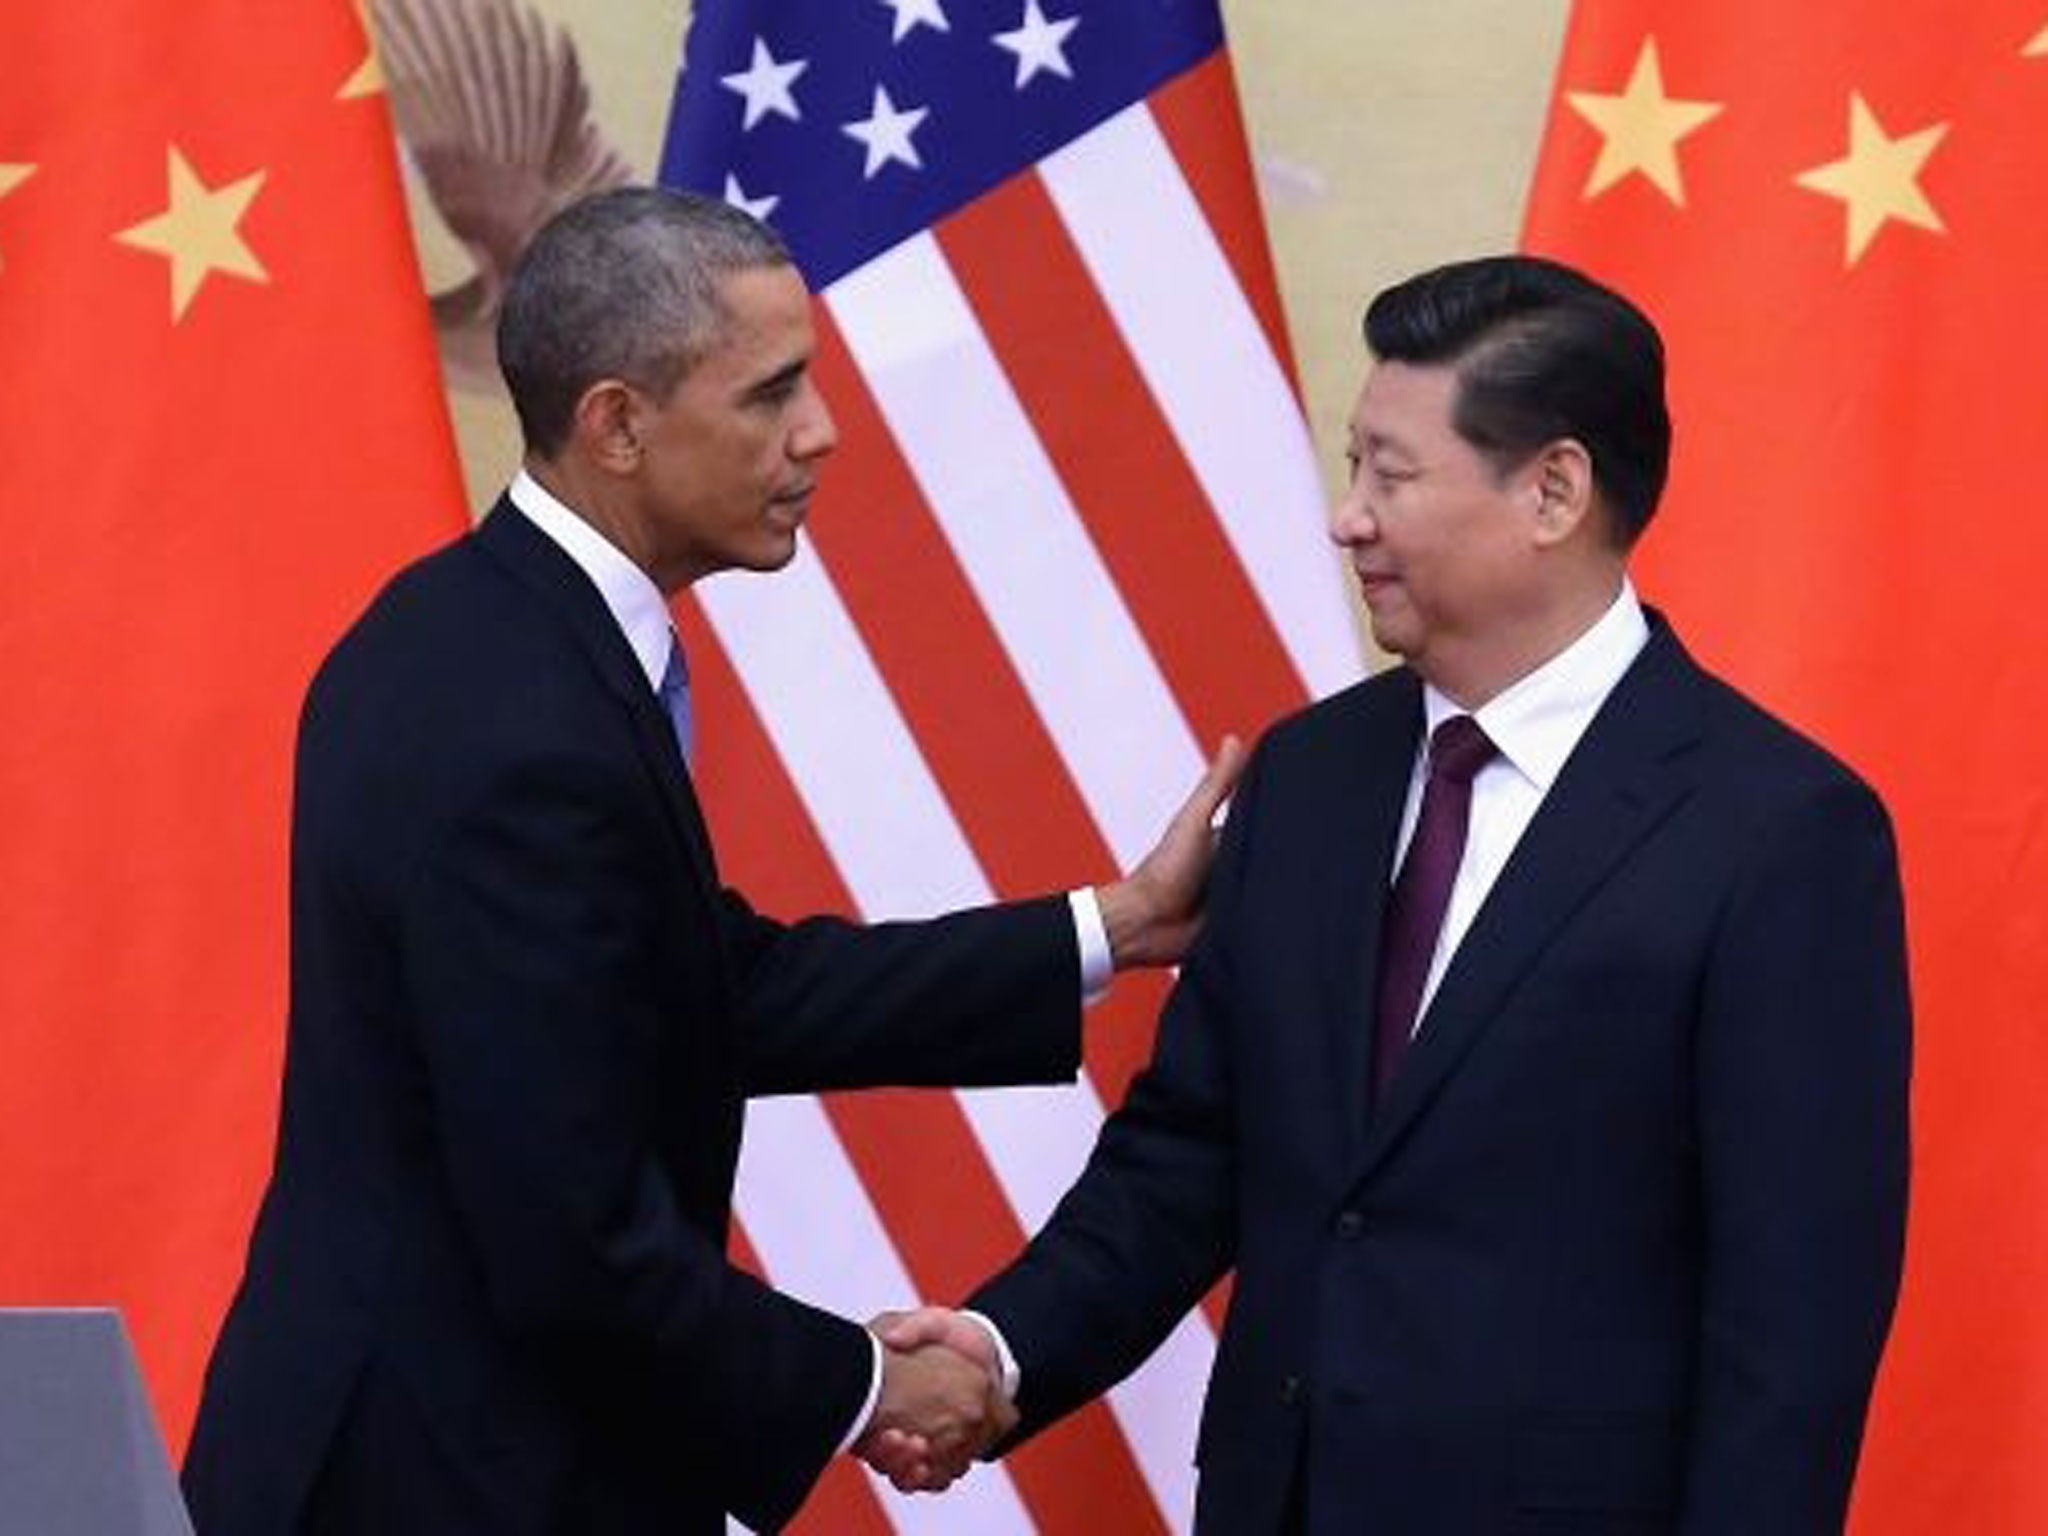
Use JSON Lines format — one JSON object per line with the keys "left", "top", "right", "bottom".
{"left": 709, "top": 261, "right": 813, "bottom": 314}
{"left": 696, "top": 264, "right": 816, "bottom": 371}
{"left": 1351, "top": 360, "right": 1458, "bottom": 435}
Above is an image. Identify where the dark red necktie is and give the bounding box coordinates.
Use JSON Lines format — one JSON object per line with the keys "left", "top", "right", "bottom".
{"left": 1373, "top": 714, "right": 1497, "bottom": 1102}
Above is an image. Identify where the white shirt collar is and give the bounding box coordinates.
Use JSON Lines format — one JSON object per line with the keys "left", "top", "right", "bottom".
{"left": 1422, "top": 580, "right": 1651, "bottom": 793}
{"left": 507, "top": 470, "right": 673, "bottom": 692}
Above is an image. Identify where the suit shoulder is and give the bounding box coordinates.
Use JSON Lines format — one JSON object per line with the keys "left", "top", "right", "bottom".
{"left": 309, "top": 530, "right": 599, "bottom": 717}
{"left": 1255, "top": 667, "right": 1411, "bottom": 764}
{"left": 299, "top": 530, "right": 619, "bottom": 784}
{"left": 316, "top": 533, "right": 505, "bottom": 673}
{"left": 1680, "top": 664, "right": 1894, "bottom": 840}
{"left": 1690, "top": 667, "right": 1874, "bottom": 788}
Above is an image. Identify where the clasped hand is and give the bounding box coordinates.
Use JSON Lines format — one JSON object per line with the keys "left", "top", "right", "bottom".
{"left": 855, "top": 1309, "right": 1009, "bottom": 1493}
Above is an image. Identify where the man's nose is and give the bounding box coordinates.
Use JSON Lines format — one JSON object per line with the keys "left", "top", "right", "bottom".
{"left": 793, "top": 381, "right": 838, "bottom": 460}
{"left": 1329, "top": 488, "right": 1376, "bottom": 546}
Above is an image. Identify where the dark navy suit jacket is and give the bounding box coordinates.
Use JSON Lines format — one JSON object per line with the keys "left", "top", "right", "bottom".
{"left": 184, "top": 501, "right": 1082, "bottom": 1535}
{"left": 974, "top": 616, "right": 1910, "bottom": 1535}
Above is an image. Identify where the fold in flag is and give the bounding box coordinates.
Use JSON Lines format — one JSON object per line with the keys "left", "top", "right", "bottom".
{"left": 1525, "top": 4, "right": 2048, "bottom": 1532}
{"left": 0, "top": 0, "right": 467, "bottom": 1452}
{"left": 663, "top": 2, "right": 1356, "bottom": 1529}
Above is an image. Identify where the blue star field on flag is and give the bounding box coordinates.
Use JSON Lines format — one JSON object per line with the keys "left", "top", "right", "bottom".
{"left": 660, "top": 0, "right": 1223, "bottom": 287}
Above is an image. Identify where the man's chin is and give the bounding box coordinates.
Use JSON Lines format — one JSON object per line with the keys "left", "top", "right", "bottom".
{"left": 742, "top": 532, "right": 801, "bottom": 573}
{"left": 1365, "top": 611, "right": 1415, "bottom": 660}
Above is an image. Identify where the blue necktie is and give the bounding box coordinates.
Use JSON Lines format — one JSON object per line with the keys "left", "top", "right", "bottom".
{"left": 657, "top": 632, "right": 693, "bottom": 763}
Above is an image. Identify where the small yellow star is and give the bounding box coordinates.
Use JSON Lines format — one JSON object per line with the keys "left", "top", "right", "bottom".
{"left": 0, "top": 163, "right": 36, "bottom": 272}
{"left": 1565, "top": 37, "right": 1724, "bottom": 206}
{"left": 338, "top": 0, "right": 383, "bottom": 100}
{"left": 115, "top": 146, "right": 270, "bottom": 321}
{"left": 2025, "top": 20, "right": 2048, "bottom": 56}
{"left": 1794, "top": 94, "right": 1948, "bottom": 267}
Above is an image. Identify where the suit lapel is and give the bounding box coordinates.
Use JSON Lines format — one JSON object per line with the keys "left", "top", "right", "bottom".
{"left": 1317, "top": 672, "right": 1426, "bottom": 1166}
{"left": 471, "top": 499, "right": 725, "bottom": 902}
{"left": 1352, "top": 621, "right": 1709, "bottom": 1183}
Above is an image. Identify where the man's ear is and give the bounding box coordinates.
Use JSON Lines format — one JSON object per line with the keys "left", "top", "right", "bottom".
{"left": 570, "top": 379, "right": 641, "bottom": 474}
{"left": 1527, "top": 439, "right": 1594, "bottom": 548}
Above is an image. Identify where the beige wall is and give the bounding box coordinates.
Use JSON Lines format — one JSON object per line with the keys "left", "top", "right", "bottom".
{"left": 400, "top": 1, "right": 1573, "bottom": 531}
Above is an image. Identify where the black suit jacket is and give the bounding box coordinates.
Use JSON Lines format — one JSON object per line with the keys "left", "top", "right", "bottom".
{"left": 973, "top": 616, "right": 1910, "bottom": 1535}
{"left": 184, "top": 502, "right": 1083, "bottom": 1535}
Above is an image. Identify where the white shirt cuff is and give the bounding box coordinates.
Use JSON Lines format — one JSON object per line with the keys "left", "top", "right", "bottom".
{"left": 837, "top": 1330, "right": 886, "bottom": 1455}
{"left": 1068, "top": 888, "right": 1113, "bottom": 1001}
{"left": 958, "top": 1309, "right": 1021, "bottom": 1401}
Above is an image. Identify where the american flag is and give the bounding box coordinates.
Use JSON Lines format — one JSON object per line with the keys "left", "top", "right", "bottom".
{"left": 660, "top": 2, "right": 1357, "bottom": 1529}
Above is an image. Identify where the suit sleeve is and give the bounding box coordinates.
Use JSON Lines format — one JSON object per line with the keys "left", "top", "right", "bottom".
{"left": 397, "top": 747, "right": 868, "bottom": 1534}
{"left": 719, "top": 891, "right": 1084, "bottom": 1097}
{"left": 964, "top": 751, "right": 1267, "bottom": 1440}
{"left": 1683, "top": 775, "right": 1911, "bottom": 1533}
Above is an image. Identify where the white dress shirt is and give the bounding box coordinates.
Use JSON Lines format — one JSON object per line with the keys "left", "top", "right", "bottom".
{"left": 504, "top": 470, "right": 1112, "bottom": 1447}
{"left": 509, "top": 471, "right": 676, "bottom": 691}
{"left": 1397, "top": 580, "right": 1651, "bottom": 1029}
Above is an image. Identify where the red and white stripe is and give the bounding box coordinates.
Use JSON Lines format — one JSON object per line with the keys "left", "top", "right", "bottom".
{"left": 686, "top": 56, "right": 1358, "bottom": 1535}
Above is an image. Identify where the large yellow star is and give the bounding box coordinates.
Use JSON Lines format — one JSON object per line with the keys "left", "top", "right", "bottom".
{"left": 1794, "top": 94, "right": 1948, "bottom": 267}
{"left": 1565, "top": 37, "right": 1724, "bottom": 206}
{"left": 2025, "top": 20, "right": 2048, "bottom": 56}
{"left": 115, "top": 146, "right": 270, "bottom": 321}
{"left": 338, "top": 0, "right": 383, "bottom": 100}
{"left": 0, "top": 163, "right": 35, "bottom": 273}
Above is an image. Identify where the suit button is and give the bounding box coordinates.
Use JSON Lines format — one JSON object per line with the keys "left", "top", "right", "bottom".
{"left": 1278, "top": 1374, "right": 1302, "bottom": 1407}
{"left": 1333, "top": 1209, "right": 1366, "bottom": 1240}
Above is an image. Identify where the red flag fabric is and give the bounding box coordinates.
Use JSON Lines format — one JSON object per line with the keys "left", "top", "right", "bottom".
{"left": 0, "top": 1, "right": 467, "bottom": 1452}
{"left": 1523, "top": 4, "right": 2048, "bottom": 1531}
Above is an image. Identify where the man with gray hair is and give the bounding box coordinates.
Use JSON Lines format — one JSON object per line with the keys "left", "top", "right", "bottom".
{"left": 182, "top": 187, "right": 1237, "bottom": 1535}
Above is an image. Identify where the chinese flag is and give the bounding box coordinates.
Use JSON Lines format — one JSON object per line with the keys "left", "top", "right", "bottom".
{"left": 0, "top": 3, "right": 465, "bottom": 1451}
{"left": 1525, "top": 3, "right": 2048, "bottom": 1531}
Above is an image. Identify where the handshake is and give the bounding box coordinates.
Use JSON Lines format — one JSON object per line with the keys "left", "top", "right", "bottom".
{"left": 855, "top": 1308, "right": 1014, "bottom": 1493}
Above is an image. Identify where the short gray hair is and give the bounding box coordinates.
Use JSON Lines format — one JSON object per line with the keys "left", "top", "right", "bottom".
{"left": 497, "top": 187, "right": 793, "bottom": 457}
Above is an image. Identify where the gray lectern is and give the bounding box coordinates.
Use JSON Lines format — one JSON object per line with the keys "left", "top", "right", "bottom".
{"left": 0, "top": 1309, "right": 195, "bottom": 1535}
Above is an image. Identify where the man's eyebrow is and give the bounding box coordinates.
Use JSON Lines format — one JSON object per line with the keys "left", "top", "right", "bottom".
{"left": 743, "top": 356, "right": 809, "bottom": 400}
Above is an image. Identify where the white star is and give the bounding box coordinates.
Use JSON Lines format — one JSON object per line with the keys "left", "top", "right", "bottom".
{"left": 722, "top": 174, "right": 780, "bottom": 223}
{"left": 720, "top": 38, "right": 807, "bottom": 130}
{"left": 993, "top": 1, "right": 1079, "bottom": 88}
{"left": 878, "top": 0, "right": 949, "bottom": 43}
{"left": 842, "top": 85, "right": 930, "bottom": 178}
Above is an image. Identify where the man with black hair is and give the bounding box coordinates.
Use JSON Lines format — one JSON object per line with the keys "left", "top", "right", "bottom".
{"left": 879, "top": 255, "right": 1911, "bottom": 1534}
